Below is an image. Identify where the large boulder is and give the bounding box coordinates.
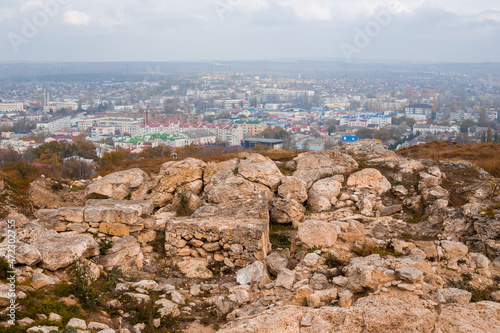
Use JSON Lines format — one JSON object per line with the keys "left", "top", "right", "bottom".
{"left": 97, "top": 236, "right": 143, "bottom": 271}
{"left": 308, "top": 177, "right": 342, "bottom": 212}
{"left": 238, "top": 153, "right": 283, "bottom": 191}
{"left": 205, "top": 176, "right": 270, "bottom": 204}
{"left": 132, "top": 158, "right": 205, "bottom": 207}
{"left": 277, "top": 176, "right": 308, "bottom": 204}
{"left": 86, "top": 169, "right": 149, "bottom": 200}
{"left": 293, "top": 151, "right": 358, "bottom": 189}
{"left": 32, "top": 233, "right": 99, "bottom": 271}
{"left": 203, "top": 159, "right": 239, "bottom": 191}
{"left": 270, "top": 198, "right": 305, "bottom": 225}
{"left": 347, "top": 168, "right": 391, "bottom": 194}
{"left": 297, "top": 220, "right": 338, "bottom": 249}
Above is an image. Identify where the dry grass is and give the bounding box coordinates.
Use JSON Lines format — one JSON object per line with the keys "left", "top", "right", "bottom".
{"left": 396, "top": 142, "right": 500, "bottom": 177}
{"left": 99, "top": 148, "right": 298, "bottom": 176}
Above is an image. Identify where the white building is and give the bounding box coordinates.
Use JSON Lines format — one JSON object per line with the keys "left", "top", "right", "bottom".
{"left": 0, "top": 102, "right": 24, "bottom": 112}
{"left": 36, "top": 116, "right": 72, "bottom": 133}
{"left": 91, "top": 127, "right": 116, "bottom": 137}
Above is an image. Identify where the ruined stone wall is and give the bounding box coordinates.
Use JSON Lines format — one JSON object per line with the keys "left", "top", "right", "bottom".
{"left": 165, "top": 217, "right": 270, "bottom": 268}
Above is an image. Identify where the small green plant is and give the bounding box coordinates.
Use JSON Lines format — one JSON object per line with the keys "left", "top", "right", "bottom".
{"left": 324, "top": 254, "right": 349, "bottom": 269}
{"left": 449, "top": 273, "right": 495, "bottom": 302}
{"left": 98, "top": 238, "right": 113, "bottom": 255}
{"left": 457, "top": 259, "right": 467, "bottom": 265}
{"left": 485, "top": 204, "right": 500, "bottom": 219}
{"left": 0, "top": 257, "right": 10, "bottom": 282}
{"left": 176, "top": 192, "right": 193, "bottom": 217}
{"left": 53, "top": 281, "right": 73, "bottom": 298}
{"left": 352, "top": 242, "right": 396, "bottom": 257}
{"left": 51, "top": 182, "right": 64, "bottom": 191}
{"left": 270, "top": 233, "right": 291, "bottom": 250}
{"left": 307, "top": 246, "right": 322, "bottom": 253}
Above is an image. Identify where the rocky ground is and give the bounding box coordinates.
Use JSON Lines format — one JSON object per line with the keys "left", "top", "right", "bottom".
{"left": 0, "top": 141, "right": 499, "bottom": 333}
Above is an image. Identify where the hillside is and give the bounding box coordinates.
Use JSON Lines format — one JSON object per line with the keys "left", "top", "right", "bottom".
{"left": 396, "top": 141, "right": 500, "bottom": 178}
{"left": 0, "top": 141, "right": 499, "bottom": 332}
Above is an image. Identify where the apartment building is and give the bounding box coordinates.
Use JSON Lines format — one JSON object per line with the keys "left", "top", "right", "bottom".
{"left": 36, "top": 116, "right": 72, "bottom": 133}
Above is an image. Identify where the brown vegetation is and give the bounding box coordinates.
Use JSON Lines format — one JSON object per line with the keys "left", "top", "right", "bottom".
{"left": 98, "top": 146, "right": 298, "bottom": 176}
{"left": 396, "top": 141, "right": 500, "bottom": 177}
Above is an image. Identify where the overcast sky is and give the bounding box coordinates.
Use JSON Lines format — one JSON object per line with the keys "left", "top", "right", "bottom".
{"left": 1, "top": 0, "right": 500, "bottom": 63}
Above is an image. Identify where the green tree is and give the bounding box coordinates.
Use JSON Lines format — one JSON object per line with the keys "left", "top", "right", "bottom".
{"left": 495, "top": 131, "right": 499, "bottom": 143}
{"left": 478, "top": 107, "right": 488, "bottom": 127}
{"left": 77, "top": 98, "right": 83, "bottom": 112}
{"left": 405, "top": 118, "right": 416, "bottom": 129}
{"left": 356, "top": 128, "right": 374, "bottom": 139}
{"left": 301, "top": 140, "right": 310, "bottom": 151}
{"left": 481, "top": 130, "right": 486, "bottom": 143}
{"left": 250, "top": 97, "right": 257, "bottom": 107}
{"left": 373, "top": 129, "right": 391, "bottom": 142}
{"left": 460, "top": 119, "right": 476, "bottom": 133}
{"left": 487, "top": 126, "right": 493, "bottom": 142}
{"left": 327, "top": 124, "right": 337, "bottom": 135}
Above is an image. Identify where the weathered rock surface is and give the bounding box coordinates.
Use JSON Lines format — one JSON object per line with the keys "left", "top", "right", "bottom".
{"left": 293, "top": 151, "right": 358, "bottom": 189}
{"left": 297, "top": 220, "right": 338, "bottom": 248}
{"left": 86, "top": 168, "right": 149, "bottom": 199}
{"left": 132, "top": 158, "right": 205, "bottom": 206}
{"left": 308, "top": 177, "right": 342, "bottom": 212}
{"left": 28, "top": 177, "right": 85, "bottom": 209}
{"left": 238, "top": 153, "right": 283, "bottom": 191}
{"left": 277, "top": 176, "right": 308, "bottom": 204}
{"left": 347, "top": 168, "right": 391, "bottom": 194}
{"left": 97, "top": 236, "right": 143, "bottom": 270}
{"left": 270, "top": 198, "right": 305, "bottom": 225}
{"left": 32, "top": 233, "right": 99, "bottom": 271}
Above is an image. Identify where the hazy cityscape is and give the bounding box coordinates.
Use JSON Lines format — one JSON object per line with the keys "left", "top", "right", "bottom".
{"left": 1, "top": 61, "right": 499, "bottom": 163}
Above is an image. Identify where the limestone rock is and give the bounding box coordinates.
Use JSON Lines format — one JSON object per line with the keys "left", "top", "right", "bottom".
{"left": 177, "top": 258, "right": 213, "bottom": 279}
{"left": 205, "top": 176, "right": 270, "bottom": 204}
{"left": 97, "top": 236, "right": 143, "bottom": 271}
{"left": 67, "top": 318, "right": 87, "bottom": 329}
{"left": 270, "top": 198, "right": 305, "bottom": 225}
{"left": 440, "top": 240, "right": 468, "bottom": 260}
{"left": 265, "top": 252, "right": 289, "bottom": 276}
{"left": 347, "top": 168, "right": 391, "bottom": 194}
{"left": 15, "top": 242, "right": 42, "bottom": 266}
{"left": 237, "top": 261, "right": 270, "bottom": 287}
{"left": 32, "top": 233, "right": 99, "bottom": 271}
{"left": 293, "top": 151, "right": 358, "bottom": 189}
{"left": 396, "top": 267, "right": 423, "bottom": 283}
{"left": 275, "top": 268, "right": 296, "bottom": 290}
{"left": 238, "top": 153, "right": 283, "bottom": 191}
{"left": 297, "top": 220, "right": 338, "bottom": 248}
{"left": 132, "top": 158, "right": 205, "bottom": 206}
{"left": 28, "top": 177, "right": 85, "bottom": 209}
{"left": 308, "top": 177, "right": 342, "bottom": 212}
{"left": 437, "top": 288, "right": 472, "bottom": 304}
{"left": 86, "top": 168, "right": 148, "bottom": 199}
{"left": 277, "top": 176, "right": 308, "bottom": 204}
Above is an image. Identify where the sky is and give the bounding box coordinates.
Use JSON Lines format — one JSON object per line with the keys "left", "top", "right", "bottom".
{"left": 1, "top": 0, "right": 500, "bottom": 63}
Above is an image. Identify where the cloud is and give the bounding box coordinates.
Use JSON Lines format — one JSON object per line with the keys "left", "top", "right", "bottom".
{"left": 63, "top": 10, "right": 91, "bottom": 26}
{"left": 277, "top": 0, "right": 331, "bottom": 21}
